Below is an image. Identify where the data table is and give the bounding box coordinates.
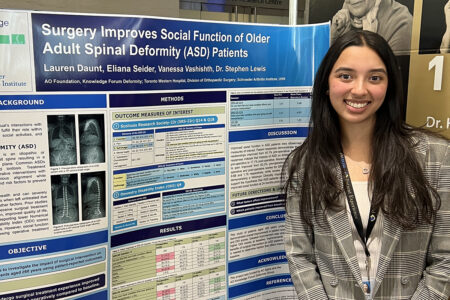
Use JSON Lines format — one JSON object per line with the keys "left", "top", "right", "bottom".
{"left": 230, "top": 92, "right": 311, "bottom": 127}
{"left": 112, "top": 231, "right": 226, "bottom": 300}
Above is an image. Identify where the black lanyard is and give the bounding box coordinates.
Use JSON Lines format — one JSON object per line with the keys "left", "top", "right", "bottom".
{"left": 338, "top": 152, "right": 378, "bottom": 258}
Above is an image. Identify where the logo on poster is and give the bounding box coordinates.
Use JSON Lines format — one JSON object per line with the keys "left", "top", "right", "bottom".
{"left": 0, "top": 12, "right": 32, "bottom": 92}
{"left": 0, "top": 21, "right": 25, "bottom": 45}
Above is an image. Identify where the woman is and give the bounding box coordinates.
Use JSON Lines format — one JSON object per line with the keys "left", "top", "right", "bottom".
{"left": 283, "top": 30, "right": 449, "bottom": 299}
{"left": 331, "top": 0, "right": 412, "bottom": 55}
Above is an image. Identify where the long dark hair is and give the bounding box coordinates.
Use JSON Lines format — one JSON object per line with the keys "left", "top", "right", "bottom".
{"left": 284, "top": 30, "right": 440, "bottom": 229}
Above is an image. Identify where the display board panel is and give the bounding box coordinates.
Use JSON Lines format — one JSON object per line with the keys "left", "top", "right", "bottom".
{"left": 307, "top": 0, "right": 449, "bottom": 138}
{"left": 0, "top": 9, "right": 329, "bottom": 299}
{"left": 407, "top": 0, "right": 450, "bottom": 138}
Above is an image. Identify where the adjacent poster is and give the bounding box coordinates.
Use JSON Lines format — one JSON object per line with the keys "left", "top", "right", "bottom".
{"left": 307, "top": 0, "right": 449, "bottom": 138}
{"left": 408, "top": 0, "right": 450, "bottom": 138}
{"left": 0, "top": 9, "right": 329, "bottom": 299}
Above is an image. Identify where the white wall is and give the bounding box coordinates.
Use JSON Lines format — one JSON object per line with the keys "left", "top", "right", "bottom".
{"left": 0, "top": 0, "right": 300, "bottom": 25}
{"left": 179, "top": 9, "right": 292, "bottom": 25}
{"left": 0, "top": 0, "right": 179, "bottom": 17}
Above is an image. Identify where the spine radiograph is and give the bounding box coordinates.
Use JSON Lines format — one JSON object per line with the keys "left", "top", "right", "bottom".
{"left": 52, "top": 174, "right": 79, "bottom": 224}
{"left": 49, "top": 115, "right": 77, "bottom": 166}
{"left": 83, "top": 175, "right": 105, "bottom": 220}
{"left": 80, "top": 118, "right": 104, "bottom": 164}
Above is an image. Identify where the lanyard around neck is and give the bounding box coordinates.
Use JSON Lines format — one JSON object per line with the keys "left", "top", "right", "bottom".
{"left": 338, "top": 152, "right": 378, "bottom": 258}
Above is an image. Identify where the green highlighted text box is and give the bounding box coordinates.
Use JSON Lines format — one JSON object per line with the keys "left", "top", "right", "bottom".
{"left": 0, "top": 35, "right": 10, "bottom": 44}
{"left": 11, "top": 34, "right": 25, "bottom": 44}
{"left": 0, "top": 263, "right": 105, "bottom": 292}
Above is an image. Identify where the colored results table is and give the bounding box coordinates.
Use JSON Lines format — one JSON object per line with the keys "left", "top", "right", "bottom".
{"left": 112, "top": 231, "right": 226, "bottom": 300}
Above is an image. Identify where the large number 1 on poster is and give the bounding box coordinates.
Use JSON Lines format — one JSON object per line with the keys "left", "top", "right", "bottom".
{"left": 428, "top": 55, "right": 444, "bottom": 91}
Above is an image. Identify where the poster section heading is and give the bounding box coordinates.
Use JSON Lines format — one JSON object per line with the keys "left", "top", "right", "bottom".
{"left": 0, "top": 94, "right": 106, "bottom": 110}
{"left": 32, "top": 13, "right": 329, "bottom": 91}
{"left": 0, "top": 231, "right": 107, "bottom": 259}
{"left": 111, "top": 215, "right": 226, "bottom": 248}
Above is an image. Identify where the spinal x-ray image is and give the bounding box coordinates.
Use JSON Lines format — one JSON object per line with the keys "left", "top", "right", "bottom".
{"left": 51, "top": 174, "right": 79, "bottom": 225}
{"left": 48, "top": 115, "right": 77, "bottom": 166}
{"left": 79, "top": 115, "right": 105, "bottom": 164}
{"left": 81, "top": 172, "right": 105, "bottom": 220}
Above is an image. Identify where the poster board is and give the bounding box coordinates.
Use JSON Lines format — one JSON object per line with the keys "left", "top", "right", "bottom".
{"left": 308, "top": 0, "right": 449, "bottom": 138}
{"left": 407, "top": 0, "right": 450, "bottom": 137}
{"left": 0, "top": 9, "right": 329, "bottom": 299}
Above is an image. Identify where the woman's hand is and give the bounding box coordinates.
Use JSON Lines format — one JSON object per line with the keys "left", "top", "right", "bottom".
{"left": 331, "top": 9, "right": 351, "bottom": 43}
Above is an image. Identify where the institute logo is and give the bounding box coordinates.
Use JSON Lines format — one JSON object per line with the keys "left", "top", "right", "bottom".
{"left": 0, "top": 18, "right": 26, "bottom": 44}
{"left": 0, "top": 33, "right": 25, "bottom": 44}
{"left": 0, "top": 11, "right": 33, "bottom": 92}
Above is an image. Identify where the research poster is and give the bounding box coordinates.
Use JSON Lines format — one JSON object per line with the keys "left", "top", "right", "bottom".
{"left": 0, "top": 9, "right": 329, "bottom": 299}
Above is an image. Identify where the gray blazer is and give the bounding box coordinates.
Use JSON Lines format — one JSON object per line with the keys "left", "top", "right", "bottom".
{"left": 284, "top": 133, "right": 450, "bottom": 299}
